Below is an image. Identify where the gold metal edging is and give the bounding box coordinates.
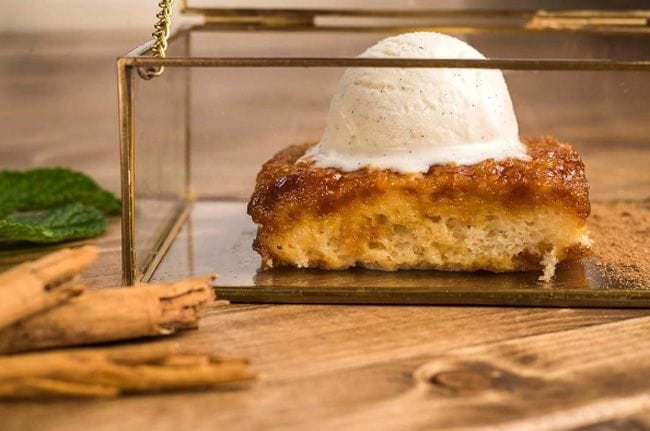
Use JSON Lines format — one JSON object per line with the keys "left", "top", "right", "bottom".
{"left": 184, "top": 31, "right": 192, "bottom": 201}
{"left": 179, "top": 6, "right": 649, "bottom": 19}
{"left": 527, "top": 9, "right": 648, "bottom": 31}
{"left": 117, "top": 60, "right": 136, "bottom": 286}
{"left": 188, "top": 23, "right": 650, "bottom": 35}
{"left": 214, "top": 285, "right": 650, "bottom": 308}
{"left": 120, "top": 56, "right": 650, "bottom": 71}
{"left": 181, "top": 6, "right": 538, "bottom": 18}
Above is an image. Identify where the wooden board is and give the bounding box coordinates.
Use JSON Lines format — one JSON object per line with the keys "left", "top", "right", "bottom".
{"left": 2, "top": 305, "right": 650, "bottom": 430}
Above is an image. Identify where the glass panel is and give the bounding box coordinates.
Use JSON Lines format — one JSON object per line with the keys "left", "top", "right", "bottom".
{"left": 190, "top": 29, "right": 650, "bottom": 60}
{"left": 507, "top": 70, "right": 648, "bottom": 201}
{"left": 188, "top": 29, "right": 650, "bottom": 200}
{"left": 132, "top": 32, "right": 189, "bottom": 280}
{"left": 156, "top": 71, "right": 647, "bottom": 304}
{"left": 190, "top": 70, "right": 649, "bottom": 199}
{"left": 132, "top": 27, "right": 649, "bottom": 304}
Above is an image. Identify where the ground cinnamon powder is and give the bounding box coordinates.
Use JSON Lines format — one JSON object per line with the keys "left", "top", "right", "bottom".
{"left": 589, "top": 200, "right": 650, "bottom": 288}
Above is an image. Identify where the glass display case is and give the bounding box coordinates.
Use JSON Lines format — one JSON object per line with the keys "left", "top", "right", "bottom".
{"left": 118, "top": 4, "right": 650, "bottom": 306}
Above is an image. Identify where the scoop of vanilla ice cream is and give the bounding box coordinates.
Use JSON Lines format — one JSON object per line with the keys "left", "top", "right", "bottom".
{"left": 302, "top": 32, "right": 529, "bottom": 172}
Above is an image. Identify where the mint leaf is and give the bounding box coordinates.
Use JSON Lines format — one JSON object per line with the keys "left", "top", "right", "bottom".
{"left": 0, "top": 203, "right": 106, "bottom": 244}
{"left": 0, "top": 168, "right": 121, "bottom": 217}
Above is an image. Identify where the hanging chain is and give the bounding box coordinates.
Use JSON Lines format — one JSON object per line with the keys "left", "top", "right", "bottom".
{"left": 138, "top": 0, "right": 174, "bottom": 80}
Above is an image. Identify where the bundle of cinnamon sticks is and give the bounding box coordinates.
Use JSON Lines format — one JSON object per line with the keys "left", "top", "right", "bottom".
{"left": 0, "top": 246, "right": 254, "bottom": 399}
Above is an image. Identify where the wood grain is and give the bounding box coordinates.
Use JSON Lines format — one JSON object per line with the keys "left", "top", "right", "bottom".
{"left": 325, "top": 314, "right": 650, "bottom": 430}
{"left": 1, "top": 29, "right": 650, "bottom": 431}
{"left": 0, "top": 306, "right": 649, "bottom": 430}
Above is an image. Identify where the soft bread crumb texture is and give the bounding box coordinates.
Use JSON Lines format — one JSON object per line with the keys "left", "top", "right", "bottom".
{"left": 253, "top": 194, "right": 590, "bottom": 278}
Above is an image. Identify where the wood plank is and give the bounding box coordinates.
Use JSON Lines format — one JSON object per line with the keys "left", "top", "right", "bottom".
{"left": 318, "top": 314, "right": 650, "bottom": 430}
{"left": 0, "top": 306, "right": 647, "bottom": 430}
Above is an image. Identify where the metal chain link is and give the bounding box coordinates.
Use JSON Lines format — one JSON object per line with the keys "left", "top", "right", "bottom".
{"left": 138, "top": 0, "right": 174, "bottom": 80}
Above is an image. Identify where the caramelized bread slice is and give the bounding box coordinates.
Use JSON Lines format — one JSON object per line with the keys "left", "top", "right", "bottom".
{"left": 248, "top": 136, "right": 591, "bottom": 281}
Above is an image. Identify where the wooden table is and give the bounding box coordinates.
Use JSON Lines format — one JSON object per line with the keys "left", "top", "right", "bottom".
{"left": 2, "top": 31, "right": 650, "bottom": 431}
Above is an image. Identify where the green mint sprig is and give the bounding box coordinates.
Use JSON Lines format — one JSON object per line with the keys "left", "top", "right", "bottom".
{"left": 0, "top": 168, "right": 120, "bottom": 244}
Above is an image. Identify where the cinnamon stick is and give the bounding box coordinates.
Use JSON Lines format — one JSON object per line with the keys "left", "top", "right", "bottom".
{"left": 0, "top": 275, "right": 217, "bottom": 354}
{"left": 0, "top": 246, "right": 97, "bottom": 330}
{"left": 0, "top": 341, "right": 254, "bottom": 399}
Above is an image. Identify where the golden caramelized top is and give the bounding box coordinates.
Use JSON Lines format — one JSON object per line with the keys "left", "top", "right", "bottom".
{"left": 248, "top": 136, "right": 590, "bottom": 227}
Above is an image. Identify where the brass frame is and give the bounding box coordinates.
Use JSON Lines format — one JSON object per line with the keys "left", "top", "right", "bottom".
{"left": 118, "top": 9, "right": 650, "bottom": 289}
{"left": 179, "top": 2, "right": 650, "bottom": 33}
{"left": 216, "top": 284, "right": 650, "bottom": 308}
{"left": 118, "top": 33, "right": 194, "bottom": 285}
